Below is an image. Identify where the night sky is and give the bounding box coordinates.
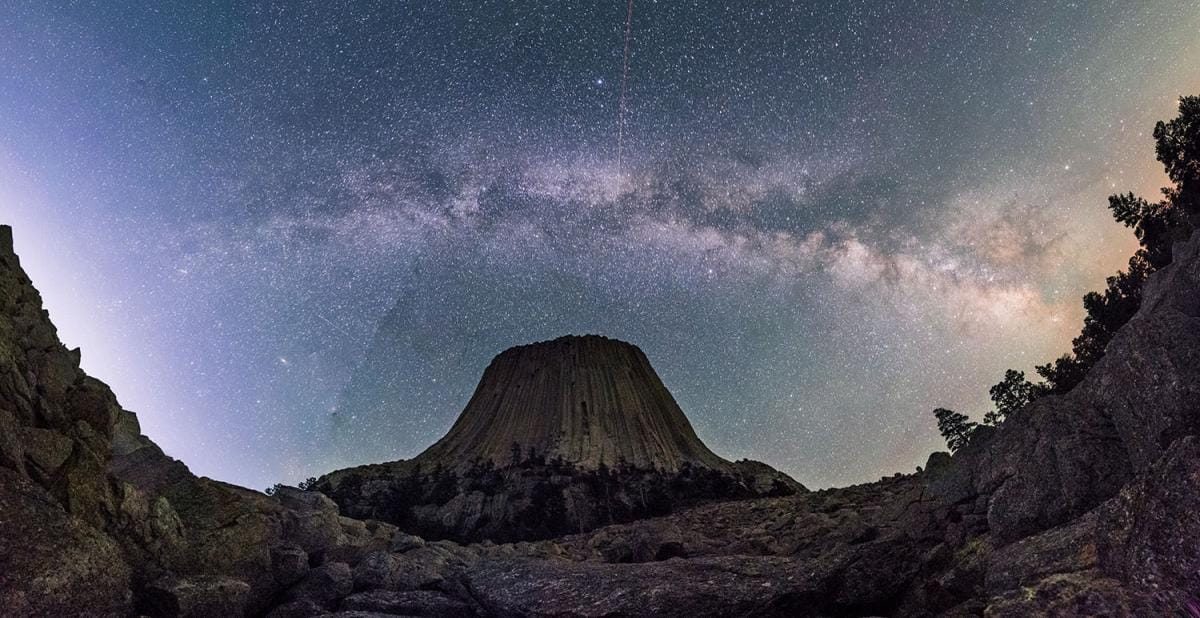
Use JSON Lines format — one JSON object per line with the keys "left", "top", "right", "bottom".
{"left": 3, "top": 2, "right": 1198, "bottom": 490}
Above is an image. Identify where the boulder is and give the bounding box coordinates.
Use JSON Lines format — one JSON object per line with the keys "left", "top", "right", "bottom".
{"left": 388, "top": 542, "right": 479, "bottom": 591}
{"left": 276, "top": 486, "right": 346, "bottom": 555}
{"left": 272, "top": 543, "right": 311, "bottom": 587}
{"left": 465, "top": 556, "right": 825, "bottom": 617}
{"left": 284, "top": 561, "right": 354, "bottom": 609}
{"left": 142, "top": 574, "right": 252, "bottom": 618}
{"left": 267, "top": 599, "right": 329, "bottom": 618}
{"left": 0, "top": 469, "right": 132, "bottom": 616}
{"left": 340, "top": 589, "right": 475, "bottom": 616}
{"left": 351, "top": 550, "right": 399, "bottom": 591}
{"left": 389, "top": 532, "right": 426, "bottom": 553}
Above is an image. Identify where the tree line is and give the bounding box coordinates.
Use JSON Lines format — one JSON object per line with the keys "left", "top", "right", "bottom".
{"left": 936, "top": 96, "right": 1199, "bottom": 452}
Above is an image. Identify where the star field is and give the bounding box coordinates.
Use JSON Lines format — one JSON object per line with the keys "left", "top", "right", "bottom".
{"left": 2, "top": 1, "right": 1199, "bottom": 489}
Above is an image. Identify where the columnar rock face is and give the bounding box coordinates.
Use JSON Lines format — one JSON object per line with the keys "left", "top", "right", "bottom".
{"left": 415, "top": 335, "right": 732, "bottom": 472}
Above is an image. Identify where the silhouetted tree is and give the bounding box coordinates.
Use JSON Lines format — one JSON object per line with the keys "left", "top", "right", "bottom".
{"left": 525, "top": 445, "right": 545, "bottom": 467}
{"left": 1036, "top": 246, "right": 1161, "bottom": 393}
{"left": 985, "top": 370, "right": 1036, "bottom": 425}
{"left": 1033, "top": 353, "right": 1090, "bottom": 396}
{"left": 933, "top": 408, "right": 977, "bottom": 453}
{"left": 428, "top": 464, "right": 459, "bottom": 504}
{"left": 1108, "top": 192, "right": 1190, "bottom": 268}
{"left": 594, "top": 461, "right": 615, "bottom": 524}
{"left": 297, "top": 477, "right": 318, "bottom": 491}
{"left": 510, "top": 441, "right": 522, "bottom": 466}
{"left": 1012, "top": 98, "right": 1196, "bottom": 396}
{"left": 1154, "top": 95, "right": 1200, "bottom": 216}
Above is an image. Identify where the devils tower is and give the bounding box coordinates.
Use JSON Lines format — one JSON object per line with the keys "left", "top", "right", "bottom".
{"left": 413, "top": 335, "right": 733, "bottom": 472}
{"left": 317, "top": 335, "right": 801, "bottom": 541}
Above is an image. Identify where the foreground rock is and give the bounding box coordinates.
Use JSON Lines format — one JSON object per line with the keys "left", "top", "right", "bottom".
{"left": 0, "top": 226, "right": 461, "bottom": 616}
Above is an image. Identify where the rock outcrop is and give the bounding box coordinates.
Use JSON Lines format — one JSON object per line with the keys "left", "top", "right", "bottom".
{"left": 0, "top": 226, "right": 436, "bottom": 616}
{"left": 932, "top": 234, "right": 1200, "bottom": 544}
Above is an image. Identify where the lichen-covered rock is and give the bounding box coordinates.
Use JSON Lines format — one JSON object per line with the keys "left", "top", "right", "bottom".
{"left": 0, "top": 468, "right": 132, "bottom": 616}
{"left": 389, "top": 532, "right": 426, "bottom": 553}
{"left": 1095, "top": 436, "right": 1200, "bottom": 614}
{"left": 276, "top": 486, "right": 346, "bottom": 555}
{"left": 266, "top": 598, "right": 328, "bottom": 618}
{"left": 325, "top": 516, "right": 399, "bottom": 565}
{"left": 0, "top": 407, "right": 25, "bottom": 473}
{"left": 388, "top": 541, "right": 480, "bottom": 591}
{"left": 284, "top": 561, "right": 354, "bottom": 608}
{"left": 585, "top": 521, "right": 687, "bottom": 563}
{"left": 351, "top": 550, "right": 399, "bottom": 591}
{"left": 272, "top": 543, "right": 312, "bottom": 587}
{"left": 983, "top": 510, "right": 1104, "bottom": 601}
{"left": 340, "top": 589, "right": 476, "bottom": 616}
{"left": 465, "top": 556, "right": 826, "bottom": 617}
{"left": 984, "top": 573, "right": 1132, "bottom": 617}
{"left": 142, "top": 574, "right": 252, "bottom": 618}
{"left": 18, "top": 425, "right": 73, "bottom": 477}
{"left": 0, "top": 227, "right": 134, "bottom": 616}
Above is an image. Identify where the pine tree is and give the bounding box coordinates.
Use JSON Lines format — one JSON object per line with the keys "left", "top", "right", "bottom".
{"left": 933, "top": 408, "right": 977, "bottom": 453}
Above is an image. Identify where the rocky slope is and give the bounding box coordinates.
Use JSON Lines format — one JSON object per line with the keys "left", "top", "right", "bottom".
{"left": 315, "top": 454, "right": 801, "bottom": 544}
{"left": 1, "top": 219, "right": 1199, "bottom": 616}
{"left": 0, "top": 225, "right": 410, "bottom": 616}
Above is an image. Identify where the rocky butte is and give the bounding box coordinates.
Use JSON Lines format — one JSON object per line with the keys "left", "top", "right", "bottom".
{"left": 410, "top": 334, "right": 741, "bottom": 472}
{"left": 2, "top": 218, "right": 1200, "bottom": 616}
{"left": 315, "top": 334, "right": 802, "bottom": 542}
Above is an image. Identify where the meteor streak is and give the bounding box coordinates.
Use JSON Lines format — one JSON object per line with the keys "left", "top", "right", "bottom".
{"left": 618, "top": 0, "right": 633, "bottom": 174}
